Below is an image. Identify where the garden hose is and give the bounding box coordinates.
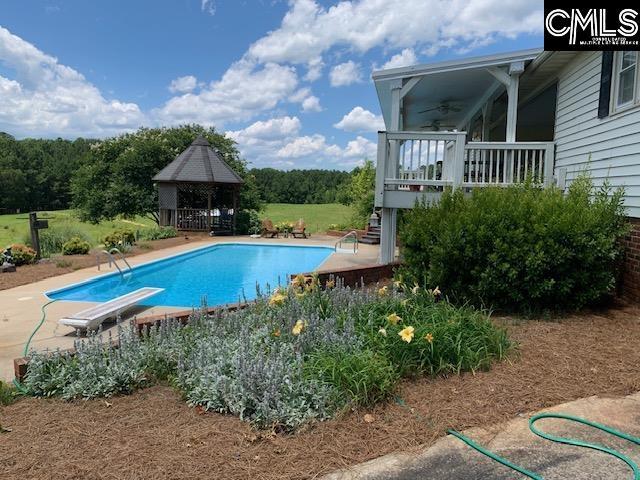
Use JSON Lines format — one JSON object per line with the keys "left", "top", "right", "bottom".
{"left": 448, "top": 413, "right": 640, "bottom": 479}
{"left": 12, "top": 299, "right": 59, "bottom": 394}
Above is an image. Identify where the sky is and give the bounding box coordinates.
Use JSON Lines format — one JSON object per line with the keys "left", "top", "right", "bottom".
{"left": 0, "top": 0, "right": 543, "bottom": 170}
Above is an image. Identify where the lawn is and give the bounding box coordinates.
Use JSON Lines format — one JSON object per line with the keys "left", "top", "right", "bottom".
{"left": 262, "top": 203, "right": 353, "bottom": 233}
{"left": 0, "top": 204, "right": 353, "bottom": 247}
{"left": 0, "top": 210, "right": 156, "bottom": 248}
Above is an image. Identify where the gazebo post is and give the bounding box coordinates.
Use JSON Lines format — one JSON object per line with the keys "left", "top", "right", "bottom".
{"left": 232, "top": 187, "right": 238, "bottom": 235}
{"left": 207, "top": 190, "right": 212, "bottom": 232}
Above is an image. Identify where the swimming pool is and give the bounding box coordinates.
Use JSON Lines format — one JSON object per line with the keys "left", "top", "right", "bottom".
{"left": 46, "top": 243, "right": 333, "bottom": 308}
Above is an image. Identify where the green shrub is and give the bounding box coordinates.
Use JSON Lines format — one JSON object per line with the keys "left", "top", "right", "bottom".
{"left": 356, "top": 289, "right": 510, "bottom": 376}
{"left": 304, "top": 347, "right": 398, "bottom": 407}
{"left": 236, "top": 209, "right": 261, "bottom": 235}
{"left": 62, "top": 237, "right": 91, "bottom": 255}
{"left": 400, "top": 175, "right": 627, "bottom": 312}
{"left": 31, "top": 223, "right": 93, "bottom": 257}
{"left": 10, "top": 243, "right": 37, "bottom": 265}
{"left": 140, "top": 226, "right": 178, "bottom": 241}
{"left": 103, "top": 228, "right": 135, "bottom": 249}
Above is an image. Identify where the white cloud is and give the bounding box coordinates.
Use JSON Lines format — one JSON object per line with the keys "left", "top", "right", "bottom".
{"left": 276, "top": 133, "right": 375, "bottom": 168}
{"left": 201, "top": 0, "right": 216, "bottom": 15}
{"left": 248, "top": 0, "right": 541, "bottom": 64}
{"left": 329, "top": 61, "right": 361, "bottom": 87}
{"left": 334, "top": 106, "right": 384, "bottom": 132}
{"left": 155, "top": 58, "right": 298, "bottom": 127}
{"left": 0, "top": 26, "right": 144, "bottom": 138}
{"left": 301, "top": 95, "right": 322, "bottom": 112}
{"left": 227, "top": 116, "right": 301, "bottom": 141}
{"left": 168, "top": 75, "right": 198, "bottom": 93}
{"left": 304, "top": 56, "right": 324, "bottom": 82}
{"left": 382, "top": 48, "right": 418, "bottom": 70}
{"left": 227, "top": 116, "right": 373, "bottom": 169}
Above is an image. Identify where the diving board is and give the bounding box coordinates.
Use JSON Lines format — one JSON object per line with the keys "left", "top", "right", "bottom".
{"left": 58, "top": 287, "right": 164, "bottom": 330}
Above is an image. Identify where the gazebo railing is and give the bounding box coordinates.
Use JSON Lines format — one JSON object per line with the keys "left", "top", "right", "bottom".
{"left": 175, "top": 208, "right": 234, "bottom": 232}
{"left": 176, "top": 208, "right": 209, "bottom": 231}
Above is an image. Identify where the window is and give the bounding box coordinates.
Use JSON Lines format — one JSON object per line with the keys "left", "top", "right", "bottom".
{"left": 612, "top": 51, "right": 639, "bottom": 112}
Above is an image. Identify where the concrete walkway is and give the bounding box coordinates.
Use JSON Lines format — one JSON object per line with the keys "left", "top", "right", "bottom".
{"left": 324, "top": 392, "right": 640, "bottom": 480}
{"left": 0, "top": 235, "right": 379, "bottom": 381}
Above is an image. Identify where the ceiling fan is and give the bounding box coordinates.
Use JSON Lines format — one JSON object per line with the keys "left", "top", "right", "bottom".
{"left": 420, "top": 120, "right": 456, "bottom": 131}
{"left": 418, "top": 102, "right": 462, "bottom": 115}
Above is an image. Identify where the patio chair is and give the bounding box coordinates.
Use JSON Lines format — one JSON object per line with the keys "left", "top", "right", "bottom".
{"left": 291, "top": 219, "right": 307, "bottom": 239}
{"left": 261, "top": 218, "right": 279, "bottom": 238}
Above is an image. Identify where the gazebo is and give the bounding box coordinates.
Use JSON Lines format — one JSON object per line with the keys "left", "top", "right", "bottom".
{"left": 153, "top": 135, "right": 244, "bottom": 234}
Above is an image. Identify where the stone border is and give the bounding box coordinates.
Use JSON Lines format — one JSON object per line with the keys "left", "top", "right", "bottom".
{"left": 14, "top": 262, "right": 400, "bottom": 382}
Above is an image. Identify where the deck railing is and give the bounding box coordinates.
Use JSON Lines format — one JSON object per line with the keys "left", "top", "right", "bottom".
{"left": 463, "top": 142, "right": 555, "bottom": 186}
{"left": 175, "top": 208, "right": 234, "bottom": 232}
{"left": 375, "top": 131, "right": 555, "bottom": 209}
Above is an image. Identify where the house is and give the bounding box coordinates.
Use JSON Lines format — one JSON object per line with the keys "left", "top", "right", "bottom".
{"left": 372, "top": 48, "right": 640, "bottom": 300}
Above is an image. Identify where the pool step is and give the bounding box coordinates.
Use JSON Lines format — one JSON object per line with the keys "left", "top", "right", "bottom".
{"left": 58, "top": 287, "right": 164, "bottom": 330}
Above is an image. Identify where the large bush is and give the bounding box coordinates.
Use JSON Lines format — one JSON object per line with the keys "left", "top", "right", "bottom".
{"left": 103, "top": 228, "right": 135, "bottom": 249}
{"left": 62, "top": 237, "right": 91, "bottom": 255}
{"left": 24, "top": 281, "right": 510, "bottom": 430}
{"left": 400, "top": 176, "right": 627, "bottom": 312}
{"left": 9, "top": 243, "right": 37, "bottom": 265}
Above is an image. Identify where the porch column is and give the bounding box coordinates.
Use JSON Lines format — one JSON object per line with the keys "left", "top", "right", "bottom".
{"left": 505, "top": 61, "right": 524, "bottom": 143}
{"left": 379, "top": 80, "right": 402, "bottom": 265}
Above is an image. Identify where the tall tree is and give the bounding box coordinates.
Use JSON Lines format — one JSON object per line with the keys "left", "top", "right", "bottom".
{"left": 72, "top": 125, "right": 262, "bottom": 223}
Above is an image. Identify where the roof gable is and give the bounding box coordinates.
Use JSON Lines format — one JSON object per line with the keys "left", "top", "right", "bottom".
{"left": 153, "top": 135, "right": 244, "bottom": 184}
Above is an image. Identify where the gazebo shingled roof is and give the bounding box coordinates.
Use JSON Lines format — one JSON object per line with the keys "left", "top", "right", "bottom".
{"left": 153, "top": 135, "right": 244, "bottom": 185}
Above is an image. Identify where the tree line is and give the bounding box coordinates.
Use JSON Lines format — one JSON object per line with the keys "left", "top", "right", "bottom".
{"left": 250, "top": 168, "right": 351, "bottom": 204}
{"left": 0, "top": 126, "right": 373, "bottom": 225}
{"left": 0, "top": 132, "right": 93, "bottom": 213}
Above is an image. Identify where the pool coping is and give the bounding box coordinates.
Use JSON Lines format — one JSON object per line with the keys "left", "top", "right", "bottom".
{"left": 44, "top": 241, "right": 336, "bottom": 305}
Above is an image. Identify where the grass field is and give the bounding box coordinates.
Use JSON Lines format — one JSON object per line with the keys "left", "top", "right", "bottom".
{"left": 0, "top": 204, "right": 353, "bottom": 247}
{"left": 0, "top": 210, "right": 156, "bottom": 248}
{"left": 262, "top": 203, "right": 353, "bottom": 233}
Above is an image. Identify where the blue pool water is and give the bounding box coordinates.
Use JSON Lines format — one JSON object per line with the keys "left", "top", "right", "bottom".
{"left": 46, "top": 243, "right": 333, "bottom": 308}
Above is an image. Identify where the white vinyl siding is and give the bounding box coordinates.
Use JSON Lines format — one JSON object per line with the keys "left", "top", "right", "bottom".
{"left": 554, "top": 51, "right": 640, "bottom": 218}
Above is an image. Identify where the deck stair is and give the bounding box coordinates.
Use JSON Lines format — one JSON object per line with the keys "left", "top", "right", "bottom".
{"left": 360, "top": 226, "right": 381, "bottom": 245}
{"left": 58, "top": 287, "right": 164, "bottom": 330}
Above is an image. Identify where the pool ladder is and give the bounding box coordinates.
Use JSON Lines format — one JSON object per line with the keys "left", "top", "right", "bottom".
{"left": 335, "top": 231, "right": 358, "bottom": 254}
{"left": 97, "top": 247, "right": 133, "bottom": 278}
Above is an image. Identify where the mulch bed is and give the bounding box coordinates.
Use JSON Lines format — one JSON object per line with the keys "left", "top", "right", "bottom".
{"left": 1, "top": 304, "right": 639, "bottom": 480}
{"left": 0, "top": 234, "right": 209, "bottom": 292}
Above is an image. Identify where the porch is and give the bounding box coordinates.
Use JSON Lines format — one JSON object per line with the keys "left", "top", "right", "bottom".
{"left": 375, "top": 131, "right": 556, "bottom": 209}
{"left": 372, "top": 48, "right": 566, "bottom": 263}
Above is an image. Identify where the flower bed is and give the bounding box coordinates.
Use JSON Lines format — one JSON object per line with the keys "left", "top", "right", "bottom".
{"left": 23, "top": 279, "right": 510, "bottom": 430}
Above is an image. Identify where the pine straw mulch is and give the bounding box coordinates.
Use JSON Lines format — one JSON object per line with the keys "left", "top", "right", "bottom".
{"left": 1, "top": 304, "right": 639, "bottom": 480}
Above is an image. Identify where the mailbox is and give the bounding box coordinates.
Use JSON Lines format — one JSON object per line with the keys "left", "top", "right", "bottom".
{"left": 34, "top": 219, "right": 49, "bottom": 229}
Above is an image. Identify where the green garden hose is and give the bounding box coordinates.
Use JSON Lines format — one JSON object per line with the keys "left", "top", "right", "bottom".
{"left": 12, "top": 299, "right": 59, "bottom": 394}
{"left": 448, "top": 413, "right": 640, "bottom": 479}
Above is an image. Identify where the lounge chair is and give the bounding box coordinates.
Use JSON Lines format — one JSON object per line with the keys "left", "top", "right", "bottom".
{"left": 292, "top": 219, "right": 307, "bottom": 238}
{"left": 261, "top": 219, "right": 279, "bottom": 238}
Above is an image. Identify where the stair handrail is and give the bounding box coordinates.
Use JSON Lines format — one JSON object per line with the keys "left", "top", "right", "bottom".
{"left": 98, "top": 250, "right": 124, "bottom": 278}
{"left": 108, "top": 247, "right": 132, "bottom": 272}
{"left": 96, "top": 247, "right": 132, "bottom": 278}
{"left": 335, "top": 231, "right": 358, "bottom": 253}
